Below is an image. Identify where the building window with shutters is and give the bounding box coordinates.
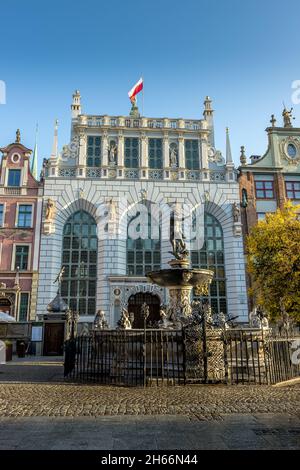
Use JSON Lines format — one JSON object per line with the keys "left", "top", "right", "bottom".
{"left": 148, "top": 138, "right": 163, "bottom": 169}
{"left": 185, "top": 140, "right": 199, "bottom": 169}
{"left": 125, "top": 137, "right": 139, "bottom": 168}
{"left": 86, "top": 136, "right": 101, "bottom": 167}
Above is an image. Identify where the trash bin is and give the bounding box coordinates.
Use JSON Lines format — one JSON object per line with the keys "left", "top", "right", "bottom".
{"left": 16, "top": 340, "right": 26, "bottom": 358}
{"left": 5, "top": 341, "right": 13, "bottom": 362}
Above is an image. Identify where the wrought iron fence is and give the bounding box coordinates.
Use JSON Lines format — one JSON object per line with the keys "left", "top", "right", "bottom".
{"left": 64, "top": 329, "right": 185, "bottom": 386}
{"left": 64, "top": 327, "right": 300, "bottom": 386}
{"left": 224, "top": 329, "right": 300, "bottom": 385}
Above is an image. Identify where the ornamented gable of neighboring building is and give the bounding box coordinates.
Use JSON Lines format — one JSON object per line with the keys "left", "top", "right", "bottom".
{"left": 0, "top": 131, "right": 43, "bottom": 321}
{"left": 238, "top": 108, "right": 300, "bottom": 309}
{"left": 239, "top": 108, "right": 300, "bottom": 234}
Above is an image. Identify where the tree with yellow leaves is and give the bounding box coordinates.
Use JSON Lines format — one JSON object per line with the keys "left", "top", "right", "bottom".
{"left": 247, "top": 202, "right": 300, "bottom": 321}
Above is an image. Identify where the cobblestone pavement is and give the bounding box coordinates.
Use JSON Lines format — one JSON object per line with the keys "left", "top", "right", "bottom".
{"left": 0, "top": 358, "right": 299, "bottom": 449}
{"left": 0, "top": 382, "right": 299, "bottom": 419}
{"left": 0, "top": 357, "right": 299, "bottom": 420}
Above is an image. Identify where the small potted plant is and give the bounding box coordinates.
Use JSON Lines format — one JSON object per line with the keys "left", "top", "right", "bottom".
{"left": 4, "top": 340, "right": 13, "bottom": 362}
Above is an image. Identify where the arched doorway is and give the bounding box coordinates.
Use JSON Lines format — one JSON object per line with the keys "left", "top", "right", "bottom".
{"left": 127, "top": 293, "right": 161, "bottom": 328}
{"left": 0, "top": 298, "right": 12, "bottom": 316}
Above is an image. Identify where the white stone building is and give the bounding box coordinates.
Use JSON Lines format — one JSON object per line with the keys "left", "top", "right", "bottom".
{"left": 36, "top": 92, "right": 248, "bottom": 327}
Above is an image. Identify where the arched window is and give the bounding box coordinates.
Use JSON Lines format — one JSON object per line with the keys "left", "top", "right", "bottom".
{"left": 191, "top": 213, "right": 227, "bottom": 315}
{"left": 61, "top": 210, "right": 97, "bottom": 315}
{"left": 127, "top": 202, "right": 161, "bottom": 276}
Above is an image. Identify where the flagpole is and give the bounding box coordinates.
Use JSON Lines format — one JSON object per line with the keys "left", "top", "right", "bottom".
{"left": 142, "top": 74, "right": 144, "bottom": 117}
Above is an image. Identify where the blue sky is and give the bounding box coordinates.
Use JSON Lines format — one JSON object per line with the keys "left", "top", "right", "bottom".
{"left": 1, "top": 0, "right": 300, "bottom": 172}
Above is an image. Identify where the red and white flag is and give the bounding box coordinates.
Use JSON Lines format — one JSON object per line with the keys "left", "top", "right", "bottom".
{"left": 128, "top": 78, "right": 143, "bottom": 102}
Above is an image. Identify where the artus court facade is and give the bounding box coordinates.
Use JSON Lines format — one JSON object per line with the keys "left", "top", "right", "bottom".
{"left": 35, "top": 92, "right": 248, "bottom": 327}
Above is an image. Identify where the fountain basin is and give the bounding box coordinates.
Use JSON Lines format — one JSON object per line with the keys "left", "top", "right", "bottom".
{"left": 147, "top": 268, "right": 214, "bottom": 289}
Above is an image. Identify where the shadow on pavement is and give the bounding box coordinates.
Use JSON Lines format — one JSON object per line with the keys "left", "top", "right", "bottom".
{"left": 0, "top": 356, "right": 64, "bottom": 383}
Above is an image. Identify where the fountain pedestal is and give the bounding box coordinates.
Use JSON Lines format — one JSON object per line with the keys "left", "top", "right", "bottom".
{"left": 168, "top": 286, "right": 193, "bottom": 318}
{"left": 147, "top": 256, "right": 214, "bottom": 323}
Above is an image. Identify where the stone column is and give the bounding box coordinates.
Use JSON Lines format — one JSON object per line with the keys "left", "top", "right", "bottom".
{"left": 140, "top": 132, "right": 148, "bottom": 179}
{"left": 140, "top": 133, "right": 148, "bottom": 167}
{"left": 201, "top": 136, "right": 209, "bottom": 170}
{"left": 118, "top": 132, "right": 124, "bottom": 167}
{"left": 178, "top": 136, "right": 185, "bottom": 168}
{"left": 102, "top": 131, "right": 108, "bottom": 167}
{"left": 178, "top": 135, "right": 185, "bottom": 180}
{"left": 78, "top": 132, "right": 87, "bottom": 166}
{"left": 0, "top": 159, "right": 6, "bottom": 185}
{"left": 23, "top": 160, "right": 29, "bottom": 185}
{"left": 163, "top": 133, "right": 169, "bottom": 168}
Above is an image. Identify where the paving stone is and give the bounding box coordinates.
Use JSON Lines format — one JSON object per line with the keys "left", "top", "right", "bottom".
{"left": 0, "top": 359, "right": 299, "bottom": 449}
{"left": 0, "top": 381, "right": 299, "bottom": 418}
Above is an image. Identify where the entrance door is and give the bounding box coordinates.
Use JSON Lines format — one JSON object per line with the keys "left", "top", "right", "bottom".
{"left": 43, "top": 323, "right": 65, "bottom": 356}
{"left": 128, "top": 293, "right": 161, "bottom": 328}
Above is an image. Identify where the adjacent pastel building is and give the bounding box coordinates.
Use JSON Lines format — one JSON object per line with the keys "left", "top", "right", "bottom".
{"left": 0, "top": 131, "right": 43, "bottom": 320}
{"left": 238, "top": 109, "right": 300, "bottom": 308}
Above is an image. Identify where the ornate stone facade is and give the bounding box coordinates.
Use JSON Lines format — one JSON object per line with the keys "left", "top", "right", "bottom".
{"left": 36, "top": 92, "right": 248, "bottom": 326}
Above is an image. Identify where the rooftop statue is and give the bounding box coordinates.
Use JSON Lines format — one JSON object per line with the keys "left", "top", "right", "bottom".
{"left": 129, "top": 96, "right": 140, "bottom": 118}
{"left": 282, "top": 107, "right": 294, "bottom": 128}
